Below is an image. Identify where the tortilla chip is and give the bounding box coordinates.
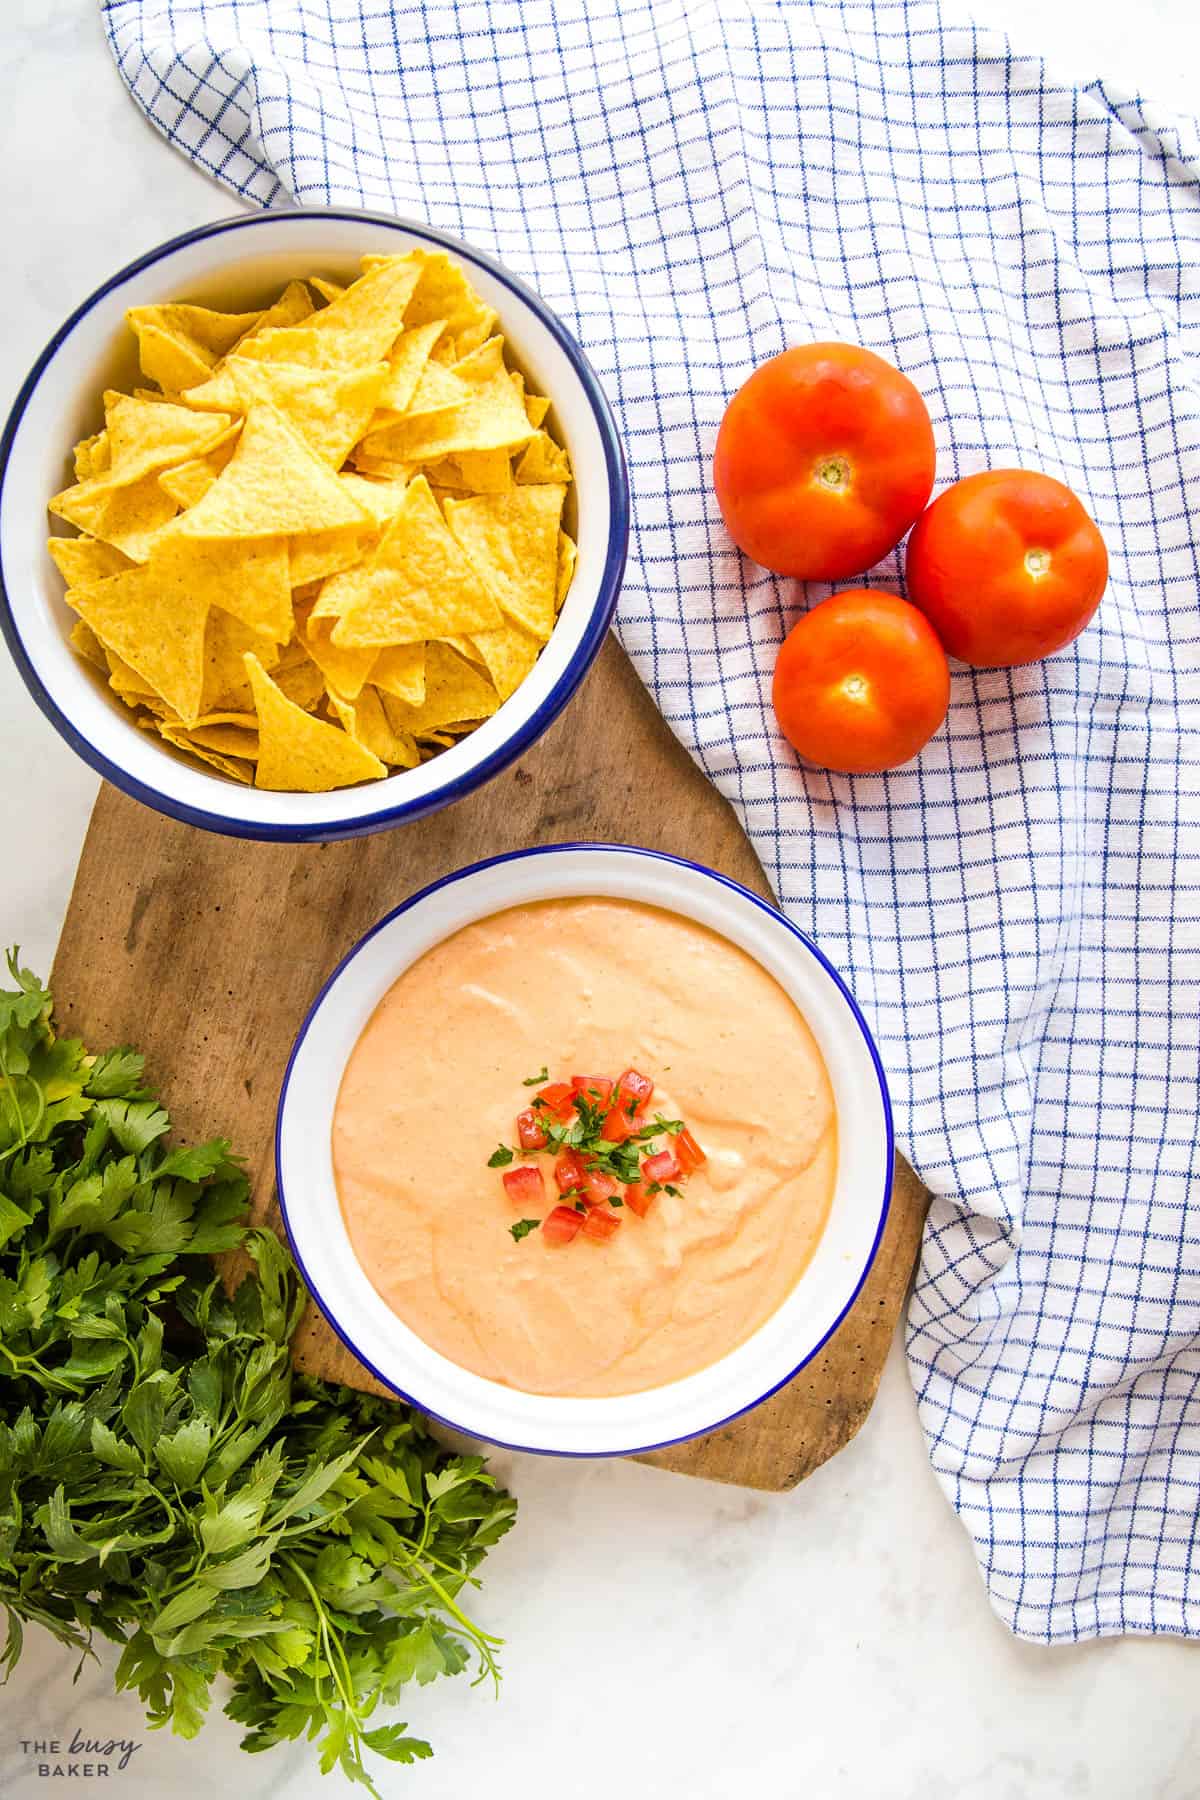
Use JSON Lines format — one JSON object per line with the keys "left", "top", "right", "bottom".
{"left": 556, "top": 530, "right": 577, "bottom": 609}
{"left": 453, "top": 449, "right": 515, "bottom": 492}
{"left": 73, "top": 431, "right": 109, "bottom": 482}
{"left": 396, "top": 251, "right": 499, "bottom": 358}
{"left": 176, "top": 404, "right": 370, "bottom": 539}
{"left": 234, "top": 280, "right": 315, "bottom": 348}
{"left": 127, "top": 302, "right": 262, "bottom": 358}
{"left": 218, "top": 356, "right": 388, "bottom": 468}
{"left": 302, "top": 254, "right": 422, "bottom": 353}
{"left": 171, "top": 715, "right": 260, "bottom": 759}
{"left": 327, "top": 686, "right": 419, "bottom": 767}
{"left": 202, "top": 609, "right": 279, "bottom": 713}
{"left": 159, "top": 727, "right": 254, "bottom": 784}
{"left": 376, "top": 320, "right": 446, "bottom": 413}
{"left": 149, "top": 533, "right": 293, "bottom": 644}
{"left": 361, "top": 337, "right": 534, "bottom": 464}
{"left": 104, "top": 391, "right": 235, "bottom": 475}
{"left": 301, "top": 609, "right": 379, "bottom": 701}
{"left": 68, "top": 617, "right": 109, "bottom": 672}
{"left": 321, "top": 475, "right": 502, "bottom": 648}
{"left": 377, "top": 641, "right": 499, "bottom": 735}
{"left": 235, "top": 322, "right": 383, "bottom": 371}
{"left": 272, "top": 639, "right": 326, "bottom": 711}
{"left": 49, "top": 468, "right": 179, "bottom": 563}
{"left": 129, "top": 321, "right": 217, "bottom": 392}
{"left": 289, "top": 524, "right": 375, "bottom": 587}
{"left": 515, "top": 432, "right": 572, "bottom": 485}
{"left": 70, "top": 565, "right": 208, "bottom": 724}
{"left": 175, "top": 367, "right": 242, "bottom": 413}
{"left": 157, "top": 438, "right": 238, "bottom": 510}
{"left": 309, "top": 277, "right": 346, "bottom": 307}
{"left": 443, "top": 483, "right": 564, "bottom": 641}
{"left": 524, "top": 391, "right": 551, "bottom": 429}
{"left": 464, "top": 617, "right": 542, "bottom": 701}
{"left": 48, "top": 535, "right": 133, "bottom": 587}
{"left": 370, "top": 641, "right": 427, "bottom": 708}
{"left": 348, "top": 449, "right": 417, "bottom": 483}
{"left": 244, "top": 652, "right": 386, "bottom": 789}
{"left": 337, "top": 473, "right": 411, "bottom": 527}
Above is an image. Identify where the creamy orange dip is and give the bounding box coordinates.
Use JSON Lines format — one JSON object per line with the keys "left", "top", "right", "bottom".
{"left": 332, "top": 898, "right": 837, "bottom": 1397}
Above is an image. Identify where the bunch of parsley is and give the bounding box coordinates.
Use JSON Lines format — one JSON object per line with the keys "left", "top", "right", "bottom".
{"left": 0, "top": 952, "right": 516, "bottom": 1793}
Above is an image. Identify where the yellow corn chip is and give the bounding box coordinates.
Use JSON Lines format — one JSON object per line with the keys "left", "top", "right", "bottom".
{"left": 337, "top": 473, "right": 411, "bottom": 527}
{"left": 48, "top": 535, "right": 133, "bottom": 587}
{"left": 370, "top": 641, "right": 427, "bottom": 708}
{"left": 360, "top": 338, "right": 534, "bottom": 463}
{"left": 377, "top": 640, "right": 499, "bottom": 735}
{"left": 443, "top": 483, "right": 564, "bottom": 641}
{"left": 515, "top": 432, "right": 572, "bottom": 485}
{"left": 235, "top": 323, "right": 384, "bottom": 371}
{"left": 376, "top": 320, "right": 446, "bottom": 413}
{"left": 103, "top": 392, "right": 235, "bottom": 475}
{"left": 322, "top": 475, "right": 502, "bottom": 648}
{"left": 218, "top": 356, "right": 388, "bottom": 468}
{"left": 105, "top": 648, "right": 157, "bottom": 700}
{"left": 129, "top": 322, "right": 218, "bottom": 392}
{"left": 49, "top": 469, "right": 179, "bottom": 563}
{"left": 272, "top": 639, "right": 326, "bottom": 711}
{"left": 524, "top": 390, "right": 551, "bottom": 428}
{"left": 73, "top": 431, "right": 109, "bottom": 482}
{"left": 327, "top": 687, "right": 419, "bottom": 767}
{"left": 348, "top": 449, "right": 417, "bottom": 482}
{"left": 175, "top": 404, "right": 371, "bottom": 539}
{"left": 70, "top": 565, "right": 208, "bottom": 724}
{"left": 301, "top": 609, "right": 379, "bottom": 701}
{"left": 453, "top": 449, "right": 515, "bottom": 492}
{"left": 159, "top": 727, "right": 254, "bottom": 784}
{"left": 244, "top": 652, "right": 386, "bottom": 789}
{"left": 556, "top": 529, "right": 577, "bottom": 609}
{"left": 309, "top": 277, "right": 346, "bottom": 306}
{"left": 396, "top": 252, "right": 499, "bottom": 358}
{"left": 175, "top": 367, "right": 242, "bottom": 413}
{"left": 148, "top": 533, "right": 293, "bottom": 644}
{"left": 304, "top": 254, "right": 423, "bottom": 353}
{"left": 202, "top": 610, "right": 279, "bottom": 714}
{"left": 157, "top": 437, "right": 238, "bottom": 510}
{"left": 233, "top": 280, "right": 314, "bottom": 348}
{"left": 464, "top": 617, "right": 542, "bottom": 701}
{"left": 127, "top": 302, "right": 262, "bottom": 358}
{"left": 289, "top": 524, "right": 375, "bottom": 587}
{"left": 405, "top": 358, "right": 472, "bottom": 418}
{"left": 175, "top": 716, "right": 260, "bottom": 758}
{"left": 68, "top": 617, "right": 109, "bottom": 672}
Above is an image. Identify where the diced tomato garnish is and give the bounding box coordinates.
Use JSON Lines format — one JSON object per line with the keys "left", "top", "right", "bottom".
{"left": 622, "top": 1180, "right": 655, "bottom": 1218}
{"left": 571, "top": 1074, "right": 614, "bottom": 1106}
{"left": 581, "top": 1206, "right": 621, "bottom": 1243}
{"left": 516, "top": 1108, "right": 548, "bottom": 1151}
{"left": 536, "top": 1082, "right": 576, "bottom": 1121}
{"left": 641, "top": 1147, "right": 681, "bottom": 1185}
{"left": 554, "top": 1148, "right": 588, "bottom": 1194}
{"left": 502, "top": 1164, "right": 545, "bottom": 1208}
{"left": 675, "top": 1128, "right": 706, "bottom": 1174}
{"left": 615, "top": 1068, "right": 654, "bottom": 1116}
{"left": 542, "top": 1204, "right": 585, "bottom": 1246}
{"left": 582, "top": 1167, "right": 619, "bottom": 1206}
{"left": 601, "top": 1106, "right": 643, "bottom": 1144}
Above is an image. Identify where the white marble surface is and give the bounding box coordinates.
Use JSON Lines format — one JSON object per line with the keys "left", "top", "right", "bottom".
{"left": 1, "top": 2, "right": 1197, "bottom": 1795}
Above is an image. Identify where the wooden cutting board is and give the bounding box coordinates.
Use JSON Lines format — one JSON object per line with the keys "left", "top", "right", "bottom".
{"left": 50, "top": 635, "right": 928, "bottom": 1490}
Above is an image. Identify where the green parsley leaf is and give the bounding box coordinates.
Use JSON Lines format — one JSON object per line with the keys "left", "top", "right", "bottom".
{"left": 487, "top": 1145, "right": 514, "bottom": 1168}
{"left": 509, "top": 1219, "right": 540, "bottom": 1242}
{"left": 521, "top": 1066, "right": 549, "bottom": 1087}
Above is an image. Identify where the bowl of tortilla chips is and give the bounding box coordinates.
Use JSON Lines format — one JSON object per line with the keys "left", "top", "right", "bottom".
{"left": 0, "top": 210, "right": 628, "bottom": 839}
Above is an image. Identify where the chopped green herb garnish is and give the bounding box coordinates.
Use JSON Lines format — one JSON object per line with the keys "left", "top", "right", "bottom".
{"left": 609, "top": 1196, "right": 624, "bottom": 1207}
{"left": 665, "top": 1184, "right": 682, "bottom": 1197}
{"left": 488, "top": 1144, "right": 514, "bottom": 1167}
{"left": 522, "top": 1066, "right": 549, "bottom": 1087}
{"left": 510, "top": 1218, "right": 541, "bottom": 1242}
{"left": 573, "top": 1200, "right": 587, "bottom": 1213}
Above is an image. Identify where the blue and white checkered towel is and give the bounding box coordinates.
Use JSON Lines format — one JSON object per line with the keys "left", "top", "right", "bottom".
{"left": 103, "top": 0, "right": 1200, "bottom": 1642}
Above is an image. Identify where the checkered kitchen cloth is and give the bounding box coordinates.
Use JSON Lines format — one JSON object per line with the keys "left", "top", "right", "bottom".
{"left": 103, "top": 0, "right": 1200, "bottom": 1641}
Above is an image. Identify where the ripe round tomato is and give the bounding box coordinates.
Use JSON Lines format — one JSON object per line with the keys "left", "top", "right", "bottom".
{"left": 772, "top": 589, "right": 950, "bottom": 774}
{"left": 905, "top": 469, "right": 1107, "bottom": 666}
{"left": 713, "top": 343, "right": 936, "bottom": 581}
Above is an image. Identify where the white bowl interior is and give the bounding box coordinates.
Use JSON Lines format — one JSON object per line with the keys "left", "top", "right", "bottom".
{"left": 1, "top": 214, "right": 616, "bottom": 831}
{"left": 277, "top": 848, "right": 892, "bottom": 1456}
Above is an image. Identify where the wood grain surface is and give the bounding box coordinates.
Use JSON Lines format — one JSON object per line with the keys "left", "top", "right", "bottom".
{"left": 50, "top": 634, "right": 929, "bottom": 1490}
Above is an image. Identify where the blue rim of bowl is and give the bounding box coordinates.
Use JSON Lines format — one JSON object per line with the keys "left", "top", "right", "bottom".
{"left": 275, "top": 843, "right": 896, "bottom": 1458}
{"left": 0, "top": 208, "right": 629, "bottom": 844}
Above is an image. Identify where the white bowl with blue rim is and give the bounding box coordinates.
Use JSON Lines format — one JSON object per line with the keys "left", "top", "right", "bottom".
{"left": 276, "top": 843, "right": 893, "bottom": 1458}
{"left": 0, "top": 210, "right": 627, "bottom": 842}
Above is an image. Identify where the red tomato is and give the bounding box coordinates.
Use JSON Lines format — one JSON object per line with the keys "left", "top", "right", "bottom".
{"left": 554, "top": 1149, "right": 588, "bottom": 1194}
{"left": 581, "top": 1206, "right": 621, "bottom": 1243}
{"left": 536, "top": 1082, "right": 576, "bottom": 1121}
{"left": 905, "top": 469, "right": 1108, "bottom": 666}
{"left": 601, "top": 1107, "right": 643, "bottom": 1144}
{"left": 614, "top": 1069, "right": 654, "bottom": 1114}
{"left": 502, "top": 1164, "right": 545, "bottom": 1208}
{"left": 622, "top": 1181, "right": 655, "bottom": 1218}
{"left": 713, "top": 342, "right": 936, "bottom": 580}
{"left": 675, "top": 1128, "right": 706, "bottom": 1174}
{"left": 641, "top": 1147, "right": 681, "bottom": 1185}
{"left": 542, "top": 1204, "right": 585, "bottom": 1246}
{"left": 571, "top": 1075, "right": 614, "bottom": 1105}
{"left": 516, "top": 1109, "right": 548, "bottom": 1151}
{"left": 583, "top": 1168, "right": 620, "bottom": 1206}
{"left": 772, "top": 588, "right": 950, "bottom": 774}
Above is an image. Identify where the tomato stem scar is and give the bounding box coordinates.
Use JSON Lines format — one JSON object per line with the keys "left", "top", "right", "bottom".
{"left": 814, "top": 454, "right": 852, "bottom": 494}
{"left": 1024, "top": 547, "right": 1051, "bottom": 577}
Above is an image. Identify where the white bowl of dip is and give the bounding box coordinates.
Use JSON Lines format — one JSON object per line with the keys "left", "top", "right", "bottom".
{"left": 276, "top": 844, "right": 893, "bottom": 1456}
